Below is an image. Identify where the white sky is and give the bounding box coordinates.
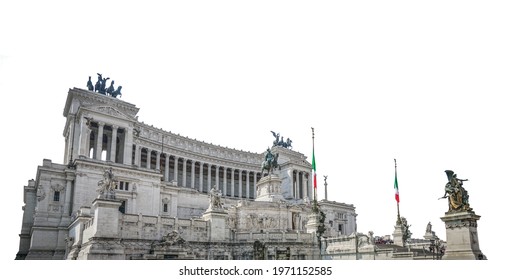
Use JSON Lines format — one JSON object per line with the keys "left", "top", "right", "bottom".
{"left": 0, "top": 0, "right": 506, "bottom": 275}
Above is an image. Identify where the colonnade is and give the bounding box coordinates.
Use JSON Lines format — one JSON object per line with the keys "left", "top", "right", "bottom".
{"left": 81, "top": 121, "right": 128, "bottom": 164}
{"left": 133, "top": 145, "right": 262, "bottom": 199}
{"left": 81, "top": 121, "right": 311, "bottom": 200}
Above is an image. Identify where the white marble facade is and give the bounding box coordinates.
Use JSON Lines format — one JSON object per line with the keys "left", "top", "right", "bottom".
{"left": 16, "top": 87, "right": 356, "bottom": 260}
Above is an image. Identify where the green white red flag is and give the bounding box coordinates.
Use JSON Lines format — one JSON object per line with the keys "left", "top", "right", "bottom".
{"left": 312, "top": 147, "right": 317, "bottom": 189}
{"left": 394, "top": 160, "right": 400, "bottom": 203}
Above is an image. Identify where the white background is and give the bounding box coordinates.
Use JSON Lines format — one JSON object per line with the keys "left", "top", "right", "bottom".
{"left": 0, "top": 0, "right": 507, "bottom": 277}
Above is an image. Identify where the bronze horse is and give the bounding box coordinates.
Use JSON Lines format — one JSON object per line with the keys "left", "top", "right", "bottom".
{"left": 261, "top": 153, "right": 279, "bottom": 176}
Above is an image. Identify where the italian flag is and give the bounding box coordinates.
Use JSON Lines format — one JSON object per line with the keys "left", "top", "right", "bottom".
{"left": 394, "top": 168, "right": 400, "bottom": 203}
{"left": 312, "top": 148, "right": 317, "bottom": 189}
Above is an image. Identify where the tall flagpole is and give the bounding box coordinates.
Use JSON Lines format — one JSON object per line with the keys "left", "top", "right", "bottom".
{"left": 312, "top": 127, "right": 316, "bottom": 205}
{"left": 395, "top": 158, "right": 402, "bottom": 225}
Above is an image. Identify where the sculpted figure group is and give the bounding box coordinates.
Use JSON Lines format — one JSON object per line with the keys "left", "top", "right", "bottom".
{"left": 442, "top": 170, "right": 471, "bottom": 212}
{"left": 97, "top": 168, "right": 117, "bottom": 199}
{"left": 87, "top": 73, "right": 122, "bottom": 98}
{"left": 270, "top": 131, "right": 292, "bottom": 149}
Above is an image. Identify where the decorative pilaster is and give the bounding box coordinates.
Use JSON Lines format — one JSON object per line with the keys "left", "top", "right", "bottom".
{"left": 79, "top": 117, "right": 91, "bottom": 157}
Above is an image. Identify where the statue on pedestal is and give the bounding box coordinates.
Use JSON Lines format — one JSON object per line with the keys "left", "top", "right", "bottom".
{"left": 441, "top": 170, "right": 471, "bottom": 212}
{"left": 208, "top": 186, "right": 222, "bottom": 210}
{"left": 426, "top": 222, "right": 432, "bottom": 234}
{"left": 97, "top": 168, "right": 117, "bottom": 199}
{"left": 261, "top": 148, "right": 279, "bottom": 175}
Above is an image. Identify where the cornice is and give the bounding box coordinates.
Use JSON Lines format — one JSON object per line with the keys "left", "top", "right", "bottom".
{"left": 64, "top": 87, "right": 139, "bottom": 119}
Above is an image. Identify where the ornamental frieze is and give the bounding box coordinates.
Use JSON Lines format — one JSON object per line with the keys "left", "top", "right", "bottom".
{"left": 96, "top": 106, "right": 122, "bottom": 117}
{"left": 445, "top": 220, "right": 478, "bottom": 229}
{"left": 51, "top": 183, "right": 65, "bottom": 192}
{"left": 68, "top": 88, "right": 139, "bottom": 118}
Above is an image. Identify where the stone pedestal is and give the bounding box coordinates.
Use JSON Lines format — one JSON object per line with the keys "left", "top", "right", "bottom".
{"left": 202, "top": 210, "right": 229, "bottom": 241}
{"left": 441, "top": 211, "right": 485, "bottom": 260}
{"left": 306, "top": 212, "right": 320, "bottom": 234}
{"left": 255, "top": 175, "right": 284, "bottom": 202}
{"left": 91, "top": 198, "right": 123, "bottom": 238}
{"left": 392, "top": 223, "right": 405, "bottom": 247}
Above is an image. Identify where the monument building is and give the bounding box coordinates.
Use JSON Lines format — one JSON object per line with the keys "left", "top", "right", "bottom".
{"left": 16, "top": 79, "right": 356, "bottom": 260}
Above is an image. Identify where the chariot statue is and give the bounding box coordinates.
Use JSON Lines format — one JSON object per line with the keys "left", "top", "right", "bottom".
{"left": 270, "top": 131, "right": 292, "bottom": 149}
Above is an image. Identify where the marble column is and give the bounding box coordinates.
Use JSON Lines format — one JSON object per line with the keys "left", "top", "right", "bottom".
{"left": 238, "top": 171, "right": 243, "bottom": 199}
{"left": 301, "top": 172, "right": 308, "bottom": 198}
{"left": 296, "top": 171, "right": 301, "bottom": 199}
{"left": 215, "top": 165, "right": 220, "bottom": 190}
{"left": 95, "top": 122, "right": 104, "bottom": 160}
{"left": 146, "top": 148, "right": 152, "bottom": 169}
{"left": 223, "top": 167, "right": 227, "bottom": 196}
{"left": 252, "top": 172, "right": 257, "bottom": 198}
{"left": 182, "top": 159, "right": 187, "bottom": 188}
{"left": 207, "top": 163, "right": 212, "bottom": 192}
{"left": 191, "top": 160, "right": 195, "bottom": 189}
{"left": 110, "top": 125, "right": 118, "bottom": 162}
{"left": 123, "top": 127, "right": 133, "bottom": 165}
{"left": 134, "top": 145, "right": 140, "bottom": 167}
{"left": 231, "top": 169, "right": 235, "bottom": 197}
{"left": 199, "top": 162, "right": 204, "bottom": 192}
{"left": 164, "top": 154, "right": 169, "bottom": 181}
{"left": 155, "top": 151, "right": 161, "bottom": 171}
{"left": 174, "top": 156, "right": 179, "bottom": 184}
{"left": 246, "top": 171, "right": 250, "bottom": 199}
{"left": 289, "top": 168, "right": 294, "bottom": 198}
